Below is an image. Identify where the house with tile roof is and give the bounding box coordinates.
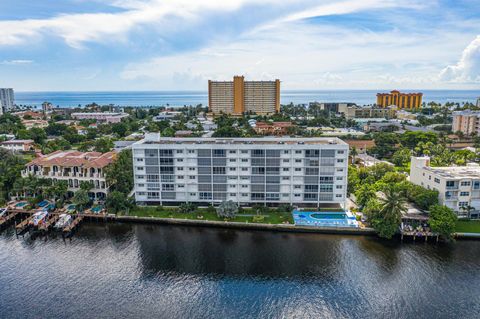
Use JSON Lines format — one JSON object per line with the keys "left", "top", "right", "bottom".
{"left": 22, "top": 150, "right": 117, "bottom": 200}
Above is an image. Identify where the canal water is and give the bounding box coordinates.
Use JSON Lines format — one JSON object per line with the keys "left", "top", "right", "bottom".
{"left": 0, "top": 223, "right": 479, "bottom": 319}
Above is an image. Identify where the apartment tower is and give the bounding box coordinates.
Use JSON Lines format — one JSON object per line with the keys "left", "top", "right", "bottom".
{"left": 376, "top": 90, "right": 422, "bottom": 109}
{"left": 0, "top": 88, "right": 14, "bottom": 114}
{"left": 208, "top": 76, "right": 281, "bottom": 115}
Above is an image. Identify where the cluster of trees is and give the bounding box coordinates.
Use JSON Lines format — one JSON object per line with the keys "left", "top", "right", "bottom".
{"left": 0, "top": 149, "right": 27, "bottom": 204}
{"left": 349, "top": 163, "right": 456, "bottom": 239}
{"left": 105, "top": 150, "right": 134, "bottom": 214}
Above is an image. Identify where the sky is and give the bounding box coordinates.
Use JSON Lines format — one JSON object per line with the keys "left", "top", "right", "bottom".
{"left": 0, "top": 0, "right": 479, "bottom": 91}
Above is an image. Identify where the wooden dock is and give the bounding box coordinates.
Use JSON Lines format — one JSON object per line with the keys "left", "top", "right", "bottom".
{"left": 15, "top": 215, "right": 34, "bottom": 235}
{"left": 38, "top": 215, "right": 60, "bottom": 232}
{"left": 0, "top": 212, "right": 17, "bottom": 227}
{"left": 63, "top": 216, "right": 84, "bottom": 234}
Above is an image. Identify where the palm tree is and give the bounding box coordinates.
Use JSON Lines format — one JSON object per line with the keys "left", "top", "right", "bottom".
{"left": 379, "top": 186, "right": 408, "bottom": 222}
{"left": 350, "top": 146, "right": 358, "bottom": 165}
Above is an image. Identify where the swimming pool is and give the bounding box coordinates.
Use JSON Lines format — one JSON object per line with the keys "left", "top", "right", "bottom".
{"left": 91, "top": 206, "right": 103, "bottom": 213}
{"left": 15, "top": 202, "right": 27, "bottom": 207}
{"left": 293, "top": 211, "right": 359, "bottom": 228}
{"left": 67, "top": 204, "right": 76, "bottom": 211}
{"left": 38, "top": 200, "right": 49, "bottom": 207}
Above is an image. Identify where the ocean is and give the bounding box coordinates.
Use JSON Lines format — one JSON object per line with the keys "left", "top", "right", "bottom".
{"left": 14, "top": 90, "right": 480, "bottom": 108}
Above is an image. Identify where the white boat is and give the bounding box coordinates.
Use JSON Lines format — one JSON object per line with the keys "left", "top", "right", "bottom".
{"left": 0, "top": 208, "right": 7, "bottom": 218}
{"left": 29, "top": 210, "right": 49, "bottom": 227}
{"left": 54, "top": 214, "right": 72, "bottom": 229}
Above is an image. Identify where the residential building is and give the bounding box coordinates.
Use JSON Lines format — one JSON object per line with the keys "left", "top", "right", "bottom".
{"left": 344, "top": 140, "right": 375, "bottom": 155}
{"left": 153, "top": 111, "right": 183, "bottom": 121}
{"left": 22, "top": 119, "right": 49, "bottom": 129}
{"left": 42, "top": 102, "right": 54, "bottom": 113}
{"left": 22, "top": 151, "right": 116, "bottom": 200}
{"left": 13, "top": 110, "right": 46, "bottom": 120}
{"left": 410, "top": 156, "right": 480, "bottom": 218}
{"left": 315, "top": 102, "right": 356, "bottom": 113}
{"left": 71, "top": 112, "right": 129, "bottom": 124}
{"left": 132, "top": 135, "right": 348, "bottom": 207}
{"left": 0, "top": 140, "right": 36, "bottom": 152}
{"left": 452, "top": 110, "right": 480, "bottom": 136}
{"left": 253, "top": 122, "right": 294, "bottom": 135}
{"left": 477, "top": 98, "right": 480, "bottom": 108}
{"left": 208, "top": 76, "right": 280, "bottom": 115}
{"left": 344, "top": 106, "right": 396, "bottom": 120}
{"left": 396, "top": 110, "right": 418, "bottom": 121}
{"left": 376, "top": 90, "right": 423, "bottom": 109}
{"left": 0, "top": 88, "right": 14, "bottom": 114}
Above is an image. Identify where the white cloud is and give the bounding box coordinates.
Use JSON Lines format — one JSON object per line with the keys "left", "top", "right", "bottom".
{"left": 0, "top": 59, "right": 33, "bottom": 65}
{"left": 440, "top": 35, "right": 480, "bottom": 83}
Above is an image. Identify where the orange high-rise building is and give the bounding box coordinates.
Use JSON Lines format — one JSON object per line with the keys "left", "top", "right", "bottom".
{"left": 208, "top": 76, "right": 280, "bottom": 115}
{"left": 376, "top": 90, "right": 422, "bottom": 109}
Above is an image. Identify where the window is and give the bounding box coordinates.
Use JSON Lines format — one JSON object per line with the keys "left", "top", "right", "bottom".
{"left": 241, "top": 150, "right": 248, "bottom": 154}
{"left": 295, "top": 168, "right": 301, "bottom": 172}
{"left": 337, "top": 168, "right": 344, "bottom": 172}
{"left": 295, "top": 150, "right": 302, "bottom": 154}
{"left": 336, "top": 177, "right": 343, "bottom": 181}
{"left": 294, "top": 185, "right": 301, "bottom": 189}
{"left": 229, "top": 159, "right": 236, "bottom": 162}
{"left": 230, "top": 193, "right": 236, "bottom": 196}
{"left": 229, "top": 167, "right": 236, "bottom": 171}
{"left": 240, "top": 176, "right": 249, "bottom": 180}
{"left": 283, "top": 159, "right": 289, "bottom": 163}
{"left": 241, "top": 185, "right": 248, "bottom": 188}
{"left": 178, "top": 184, "right": 184, "bottom": 188}
{"left": 242, "top": 168, "right": 248, "bottom": 171}
{"left": 460, "top": 192, "right": 470, "bottom": 196}
{"left": 434, "top": 178, "right": 440, "bottom": 183}
{"left": 137, "top": 184, "right": 144, "bottom": 187}
{"left": 429, "top": 176, "right": 431, "bottom": 180}
{"left": 241, "top": 193, "right": 248, "bottom": 197}
{"left": 337, "top": 150, "right": 344, "bottom": 154}
{"left": 446, "top": 181, "right": 455, "bottom": 187}
{"left": 189, "top": 176, "right": 195, "bottom": 180}
{"left": 188, "top": 150, "right": 195, "bottom": 154}
{"left": 295, "top": 159, "right": 301, "bottom": 163}
{"left": 337, "top": 159, "right": 344, "bottom": 163}
{"left": 137, "top": 175, "right": 145, "bottom": 179}
{"left": 229, "top": 184, "right": 236, "bottom": 188}
{"left": 137, "top": 167, "right": 144, "bottom": 171}
{"left": 282, "top": 176, "right": 290, "bottom": 180}
{"left": 475, "top": 181, "right": 480, "bottom": 190}
{"left": 336, "top": 185, "right": 342, "bottom": 189}
{"left": 336, "top": 194, "right": 342, "bottom": 198}
{"left": 461, "top": 181, "right": 471, "bottom": 186}
{"left": 177, "top": 158, "right": 183, "bottom": 162}
{"left": 189, "top": 193, "right": 196, "bottom": 196}
{"left": 284, "top": 150, "right": 289, "bottom": 154}
{"left": 177, "top": 175, "right": 184, "bottom": 179}
{"left": 283, "top": 168, "right": 289, "bottom": 172}
{"left": 176, "top": 150, "right": 183, "bottom": 154}
{"left": 459, "top": 201, "right": 469, "bottom": 207}
{"left": 229, "top": 150, "right": 236, "bottom": 154}
{"left": 136, "top": 158, "right": 143, "bottom": 162}
{"left": 189, "top": 167, "right": 195, "bottom": 171}
{"left": 177, "top": 167, "right": 184, "bottom": 171}
{"left": 294, "top": 194, "right": 301, "bottom": 197}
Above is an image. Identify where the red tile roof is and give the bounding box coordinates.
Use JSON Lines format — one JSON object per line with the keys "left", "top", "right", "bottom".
{"left": 26, "top": 150, "right": 116, "bottom": 169}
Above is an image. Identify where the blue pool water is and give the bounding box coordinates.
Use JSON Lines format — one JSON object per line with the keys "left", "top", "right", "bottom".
{"left": 67, "top": 204, "right": 76, "bottom": 211}
{"left": 37, "top": 200, "right": 49, "bottom": 207}
{"left": 91, "top": 206, "right": 103, "bottom": 213}
{"left": 15, "top": 202, "right": 27, "bottom": 207}
{"left": 293, "top": 211, "right": 359, "bottom": 228}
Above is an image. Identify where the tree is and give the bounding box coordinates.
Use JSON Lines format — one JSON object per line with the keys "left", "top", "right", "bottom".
{"left": 111, "top": 122, "right": 129, "bottom": 137}
{"left": 0, "top": 149, "right": 26, "bottom": 202}
{"left": 216, "top": 200, "right": 239, "bottom": 219}
{"left": 355, "top": 184, "right": 377, "bottom": 208}
{"left": 105, "top": 149, "right": 133, "bottom": 194}
{"left": 94, "top": 138, "right": 114, "bottom": 153}
{"left": 374, "top": 186, "right": 407, "bottom": 238}
{"left": 73, "top": 189, "right": 90, "bottom": 212}
{"left": 391, "top": 148, "right": 412, "bottom": 167}
{"left": 161, "top": 127, "right": 175, "bottom": 137}
{"left": 350, "top": 147, "right": 358, "bottom": 164}
{"left": 80, "top": 181, "right": 94, "bottom": 192}
{"left": 429, "top": 205, "right": 457, "bottom": 240}
{"left": 179, "top": 202, "right": 197, "bottom": 213}
{"left": 106, "top": 191, "right": 131, "bottom": 214}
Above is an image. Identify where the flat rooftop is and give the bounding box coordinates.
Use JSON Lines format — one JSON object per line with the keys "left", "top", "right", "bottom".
{"left": 136, "top": 136, "right": 347, "bottom": 146}
{"left": 423, "top": 165, "right": 480, "bottom": 179}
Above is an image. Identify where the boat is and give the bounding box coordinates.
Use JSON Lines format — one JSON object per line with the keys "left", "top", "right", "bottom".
{"left": 0, "top": 208, "right": 7, "bottom": 219}
{"left": 29, "top": 210, "right": 49, "bottom": 227}
{"left": 54, "top": 214, "right": 72, "bottom": 230}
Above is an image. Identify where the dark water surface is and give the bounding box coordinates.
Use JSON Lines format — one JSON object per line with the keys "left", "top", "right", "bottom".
{"left": 0, "top": 223, "right": 479, "bottom": 319}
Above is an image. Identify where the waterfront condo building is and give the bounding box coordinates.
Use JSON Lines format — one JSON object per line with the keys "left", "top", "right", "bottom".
{"left": 132, "top": 135, "right": 348, "bottom": 208}
{"left": 376, "top": 90, "right": 422, "bottom": 109}
{"left": 22, "top": 151, "right": 116, "bottom": 200}
{"left": 0, "top": 88, "right": 14, "bottom": 114}
{"left": 208, "top": 76, "right": 280, "bottom": 115}
{"left": 452, "top": 110, "right": 480, "bottom": 136}
{"left": 410, "top": 156, "right": 480, "bottom": 218}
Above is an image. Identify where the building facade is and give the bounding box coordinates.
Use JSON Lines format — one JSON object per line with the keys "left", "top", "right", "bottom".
{"left": 71, "top": 112, "right": 129, "bottom": 124}
{"left": 132, "top": 135, "right": 348, "bottom": 207}
{"left": 452, "top": 110, "right": 480, "bottom": 136}
{"left": 0, "top": 139, "right": 35, "bottom": 152}
{"left": 0, "top": 88, "right": 14, "bottom": 114}
{"left": 22, "top": 151, "right": 116, "bottom": 200}
{"left": 208, "top": 76, "right": 280, "bottom": 115}
{"left": 376, "top": 90, "right": 422, "bottom": 109}
{"left": 410, "top": 156, "right": 480, "bottom": 218}
{"left": 344, "top": 106, "right": 396, "bottom": 120}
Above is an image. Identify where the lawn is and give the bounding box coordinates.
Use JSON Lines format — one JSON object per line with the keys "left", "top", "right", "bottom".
{"left": 126, "top": 206, "right": 294, "bottom": 225}
{"left": 456, "top": 220, "right": 480, "bottom": 233}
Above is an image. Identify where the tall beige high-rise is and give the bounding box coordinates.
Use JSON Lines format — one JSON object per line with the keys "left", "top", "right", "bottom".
{"left": 208, "top": 76, "right": 280, "bottom": 115}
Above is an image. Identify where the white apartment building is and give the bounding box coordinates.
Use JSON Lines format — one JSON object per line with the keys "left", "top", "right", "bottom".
{"left": 132, "top": 135, "right": 349, "bottom": 207}
{"left": 410, "top": 156, "right": 480, "bottom": 218}
{"left": 0, "top": 88, "right": 14, "bottom": 114}
{"left": 0, "top": 139, "right": 35, "bottom": 152}
{"left": 452, "top": 110, "right": 480, "bottom": 136}
{"left": 22, "top": 151, "right": 116, "bottom": 200}
{"left": 71, "top": 112, "right": 129, "bottom": 124}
